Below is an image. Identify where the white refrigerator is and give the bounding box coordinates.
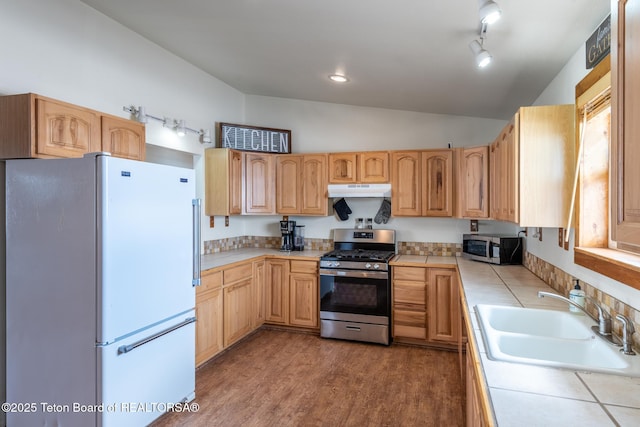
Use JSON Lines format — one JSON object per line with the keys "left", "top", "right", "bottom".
{"left": 5, "top": 153, "right": 200, "bottom": 427}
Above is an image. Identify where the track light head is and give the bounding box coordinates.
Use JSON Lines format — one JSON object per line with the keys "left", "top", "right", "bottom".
{"left": 478, "top": 0, "right": 501, "bottom": 25}
{"left": 469, "top": 39, "right": 492, "bottom": 68}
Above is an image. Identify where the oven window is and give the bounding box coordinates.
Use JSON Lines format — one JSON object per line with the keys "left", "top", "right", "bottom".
{"left": 463, "top": 239, "right": 489, "bottom": 257}
{"left": 320, "top": 275, "right": 389, "bottom": 317}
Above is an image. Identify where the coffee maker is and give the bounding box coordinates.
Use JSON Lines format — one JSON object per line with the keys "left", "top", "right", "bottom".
{"left": 280, "top": 220, "right": 296, "bottom": 251}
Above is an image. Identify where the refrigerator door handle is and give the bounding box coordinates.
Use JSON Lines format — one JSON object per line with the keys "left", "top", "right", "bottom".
{"left": 192, "top": 198, "right": 202, "bottom": 286}
{"left": 117, "top": 316, "right": 196, "bottom": 355}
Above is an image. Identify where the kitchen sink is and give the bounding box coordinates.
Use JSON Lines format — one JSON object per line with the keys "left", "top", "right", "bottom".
{"left": 475, "top": 304, "right": 640, "bottom": 377}
{"left": 476, "top": 304, "right": 593, "bottom": 339}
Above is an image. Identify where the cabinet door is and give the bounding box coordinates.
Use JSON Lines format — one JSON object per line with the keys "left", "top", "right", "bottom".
{"left": 422, "top": 150, "right": 453, "bottom": 217}
{"left": 427, "top": 268, "right": 460, "bottom": 344}
{"left": 276, "top": 155, "right": 302, "bottom": 214}
{"left": 466, "top": 343, "right": 487, "bottom": 427}
{"left": 223, "top": 278, "right": 254, "bottom": 347}
{"left": 459, "top": 146, "right": 489, "bottom": 218}
{"left": 195, "top": 271, "right": 223, "bottom": 366}
{"left": 489, "top": 140, "right": 500, "bottom": 219}
{"left": 328, "top": 153, "right": 357, "bottom": 183}
{"left": 612, "top": 0, "right": 640, "bottom": 249}
{"left": 301, "top": 154, "right": 328, "bottom": 215}
{"left": 252, "top": 260, "right": 265, "bottom": 328}
{"left": 289, "top": 273, "right": 318, "bottom": 328}
{"left": 391, "top": 151, "right": 421, "bottom": 216}
{"left": 101, "top": 115, "right": 145, "bottom": 160}
{"left": 36, "top": 97, "right": 101, "bottom": 158}
{"left": 205, "top": 148, "right": 242, "bottom": 216}
{"left": 359, "top": 152, "right": 389, "bottom": 183}
{"left": 265, "top": 259, "right": 289, "bottom": 324}
{"left": 504, "top": 119, "right": 518, "bottom": 223}
{"left": 244, "top": 152, "right": 275, "bottom": 214}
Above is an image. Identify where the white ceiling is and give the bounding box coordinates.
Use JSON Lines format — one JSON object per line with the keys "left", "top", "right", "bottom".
{"left": 79, "top": 0, "right": 610, "bottom": 120}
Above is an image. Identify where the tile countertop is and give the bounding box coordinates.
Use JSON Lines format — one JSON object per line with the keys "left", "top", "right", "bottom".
{"left": 457, "top": 258, "right": 640, "bottom": 427}
{"left": 201, "top": 248, "right": 326, "bottom": 272}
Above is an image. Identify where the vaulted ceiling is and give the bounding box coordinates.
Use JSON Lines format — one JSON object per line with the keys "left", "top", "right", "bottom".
{"left": 80, "top": 0, "right": 610, "bottom": 120}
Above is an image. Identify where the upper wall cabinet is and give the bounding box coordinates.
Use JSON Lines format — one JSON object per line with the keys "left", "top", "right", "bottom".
{"left": 328, "top": 151, "right": 389, "bottom": 183}
{"left": 0, "top": 93, "right": 145, "bottom": 160}
{"left": 391, "top": 150, "right": 452, "bottom": 217}
{"left": 454, "top": 146, "right": 489, "bottom": 219}
{"left": 276, "top": 153, "right": 328, "bottom": 215}
{"left": 489, "top": 104, "right": 574, "bottom": 227}
{"left": 611, "top": 0, "right": 640, "bottom": 251}
{"left": 243, "top": 152, "right": 275, "bottom": 214}
{"left": 205, "top": 148, "right": 243, "bottom": 216}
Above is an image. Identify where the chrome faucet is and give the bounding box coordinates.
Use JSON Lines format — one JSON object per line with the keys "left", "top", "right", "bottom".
{"left": 537, "top": 291, "right": 620, "bottom": 346}
{"left": 616, "top": 314, "right": 636, "bottom": 355}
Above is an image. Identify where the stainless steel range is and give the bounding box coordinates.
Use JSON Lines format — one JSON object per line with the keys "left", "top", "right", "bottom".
{"left": 319, "top": 229, "right": 396, "bottom": 345}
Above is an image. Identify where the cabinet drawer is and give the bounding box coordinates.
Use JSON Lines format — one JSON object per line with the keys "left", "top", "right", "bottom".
{"left": 393, "top": 266, "right": 426, "bottom": 282}
{"left": 393, "top": 280, "right": 426, "bottom": 308}
{"left": 393, "top": 309, "right": 427, "bottom": 339}
{"left": 224, "top": 263, "right": 252, "bottom": 284}
{"left": 290, "top": 260, "right": 317, "bottom": 274}
{"left": 198, "top": 270, "right": 222, "bottom": 295}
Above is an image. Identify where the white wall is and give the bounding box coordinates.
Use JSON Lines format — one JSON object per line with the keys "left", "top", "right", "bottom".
{"left": 531, "top": 46, "right": 640, "bottom": 310}
{"left": 0, "top": 0, "right": 247, "bottom": 244}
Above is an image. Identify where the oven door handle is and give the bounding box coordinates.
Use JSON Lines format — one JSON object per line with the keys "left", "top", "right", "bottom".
{"left": 319, "top": 269, "right": 389, "bottom": 279}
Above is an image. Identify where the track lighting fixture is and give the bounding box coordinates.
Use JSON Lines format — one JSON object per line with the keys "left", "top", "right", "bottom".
{"left": 123, "top": 105, "right": 213, "bottom": 143}
{"left": 478, "top": 0, "right": 501, "bottom": 25}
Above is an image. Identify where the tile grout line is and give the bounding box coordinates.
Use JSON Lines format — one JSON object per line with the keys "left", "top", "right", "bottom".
{"left": 574, "top": 373, "right": 620, "bottom": 426}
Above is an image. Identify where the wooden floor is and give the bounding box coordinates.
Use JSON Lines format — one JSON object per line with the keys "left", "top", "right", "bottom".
{"left": 152, "top": 329, "right": 465, "bottom": 427}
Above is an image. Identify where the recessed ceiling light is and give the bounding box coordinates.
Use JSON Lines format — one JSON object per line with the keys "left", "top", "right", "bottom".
{"left": 329, "top": 74, "right": 349, "bottom": 83}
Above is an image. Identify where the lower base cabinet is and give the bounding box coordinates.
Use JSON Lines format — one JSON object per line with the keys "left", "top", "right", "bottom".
{"left": 265, "top": 259, "right": 319, "bottom": 328}
{"left": 196, "top": 257, "right": 318, "bottom": 367}
{"left": 195, "top": 271, "right": 224, "bottom": 366}
{"left": 392, "top": 266, "right": 460, "bottom": 346}
{"left": 466, "top": 343, "right": 489, "bottom": 426}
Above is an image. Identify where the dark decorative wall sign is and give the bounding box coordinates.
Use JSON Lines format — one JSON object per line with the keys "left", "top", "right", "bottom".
{"left": 217, "top": 122, "right": 291, "bottom": 153}
{"left": 586, "top": 14, "right": 610, "bottom": 69}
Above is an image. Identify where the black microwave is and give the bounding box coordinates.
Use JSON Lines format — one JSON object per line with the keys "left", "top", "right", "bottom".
{"left": 462, "top": 234, "right": 522, "bottom": 265}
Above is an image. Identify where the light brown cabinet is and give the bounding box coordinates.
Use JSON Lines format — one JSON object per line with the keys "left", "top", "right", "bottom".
{"left": 427, "top": 268, "right": 460, "bottom": 344}
{"left": 392, "top": 266, "right": 460, "bottom": 346}
{"left": 391, "top": 150, "right": 453, "bottom": 217}
{"left": 195, "top": 271, "right": 224, "bottom": 367}
{"left": 276, "top": 153, "right": 328, "bottom": 215}
{"left": 265, "top": 259, "right": 290, "bottom": 324}
{"left": 223, "top": 277, "right": 253, "bottom": 347}
{"left": 244, "top": 152, "right": 275, "bottom": 214}
{"left": 289, "top": 260, "right": 319, "bottom": 328}
{"left": 455, "top": 146, "right": 490, "bottom": 218}
{"left": 612, "top": 0, "right": 640, "bottom": 250}
{"left": 489, "top": 105, "right": 574, "bottom": 226}
{"left": 0, "top": 93, "right": 145, "bottom": 160}
{"left": 422, "top": 150, "right": 453, "bottom": 217}
{"left": 328, "top": 151, "right": 389, "bottom": 183}
{"left": 205, "top": 148, "right": 243, "bottom": 216}
{"left": 265, "top": 258, "right": 318, "bottom": 328}
{"left": 101, "top": 114, "right": 146, "bottom": 160}
{"left": 252, "top": 259, "right": 266, "bottom": 328}
{"left": 466, "top": 343, "right": 489, "bottom": 427}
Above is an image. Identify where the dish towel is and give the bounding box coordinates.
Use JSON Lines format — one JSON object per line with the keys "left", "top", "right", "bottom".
{"left": 333, "top": 198, "right": 352, "bottom": 221}
{"left": 374, "top": 199, "right": 391, "bottom": 224}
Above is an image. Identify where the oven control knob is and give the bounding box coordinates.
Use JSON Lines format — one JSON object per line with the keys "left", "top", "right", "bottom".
{"left": 373, "top": 264, "right": 380, "bottom": 269}
{"left": 332, "top": 262, "right": 340, "bottom": 267}
{"left": 365, "top": 263, "right": 372, "bottom": 269}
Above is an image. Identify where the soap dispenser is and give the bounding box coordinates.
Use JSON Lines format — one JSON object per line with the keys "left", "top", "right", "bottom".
{"left": 569, "top": 280, "right": 586, "bottom": 313}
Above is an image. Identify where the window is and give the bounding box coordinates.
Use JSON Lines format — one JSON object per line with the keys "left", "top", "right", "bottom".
{"left": 574, "top": 57, "right": 640, "bottom": 290}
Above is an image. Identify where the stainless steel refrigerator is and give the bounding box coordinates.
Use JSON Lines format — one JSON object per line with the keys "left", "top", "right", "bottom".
{"left": 5, "top": 153, "right": 201, "bottom": 427}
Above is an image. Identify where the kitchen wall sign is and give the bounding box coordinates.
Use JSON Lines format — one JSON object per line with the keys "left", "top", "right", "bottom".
{"left": 217, "top": 122, "right": 291, "bottom": 153}
{"left": 585, "top": 14, "right": 610, "bottom": 69}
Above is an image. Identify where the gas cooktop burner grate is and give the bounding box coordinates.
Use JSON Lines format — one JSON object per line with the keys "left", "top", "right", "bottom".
{"left": 321, "top": 249, "right": 396, "bottom": 262}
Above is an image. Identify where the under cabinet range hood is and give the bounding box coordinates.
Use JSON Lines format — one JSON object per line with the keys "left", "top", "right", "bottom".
{"left": 327, "top": 183, "right": 392, "bottom": 198}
